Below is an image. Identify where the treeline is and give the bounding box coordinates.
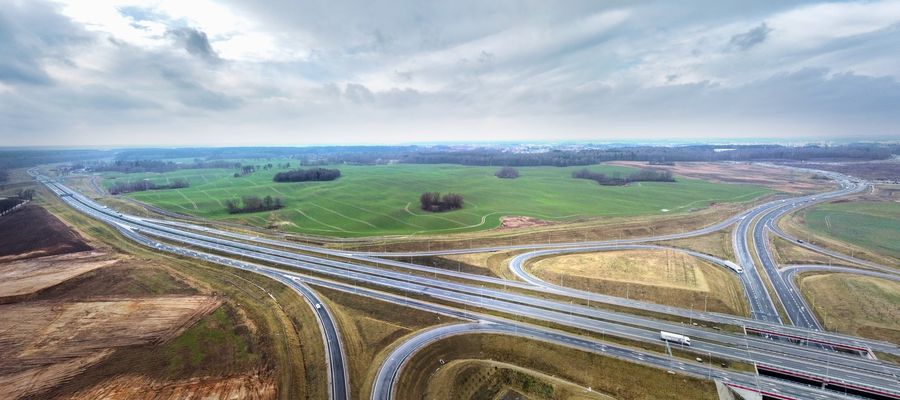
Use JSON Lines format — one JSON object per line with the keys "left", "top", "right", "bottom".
{"left": 420, "top": 192, "right": 464, "bottom": 212}
{"left": 89, "top": 159, "right": 240, "bottom": 174}
{"left": 273, "top": 168, "right": 341, "bottom": 182}
{"left": 495, "top": 167, "right": 519, "bottom": 179}
{"left": 225, "top": 195, "right": 283, "bottom": 214}
{"left": 0, "top": 149, "right": 109, "bottom": 170}
{"left": 401, "top": 144, "right": 896, "bottom": 167}
{"left": 108, "top": 179, "right": 189, "bottom": 195}
{"left": 572, "top": 168, "right": 674, "bottom": 186}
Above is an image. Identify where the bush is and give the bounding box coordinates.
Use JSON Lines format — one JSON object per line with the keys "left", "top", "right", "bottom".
{"left": 495, "top": 166, "right": 520, "bottom": 179}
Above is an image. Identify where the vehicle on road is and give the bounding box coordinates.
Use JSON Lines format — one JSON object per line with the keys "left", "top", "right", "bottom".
{"left": 660, "top": 331, "right": 691, "bottom": 346}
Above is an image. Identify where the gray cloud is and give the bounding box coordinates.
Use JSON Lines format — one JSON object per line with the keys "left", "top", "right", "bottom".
{"left": 167, "top": 27, "right": 221, "bottom": 62}
{"left": 729, "top": 23, "right": 773, "bottom": 50}
{"left": 2, "top": 0, "right": 899, "bottom": 146}
{"left": 0, "top": 1, "right": 88, "bottom": 85}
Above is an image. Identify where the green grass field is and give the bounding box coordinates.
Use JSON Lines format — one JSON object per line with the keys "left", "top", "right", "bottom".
{"left": 100, "top": 163, "right": 772, "bottom": 237}
{"left": 803, "top": 201, "right": 900, "bottom": 259}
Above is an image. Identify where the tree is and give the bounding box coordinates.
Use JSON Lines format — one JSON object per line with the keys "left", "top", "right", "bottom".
{"left": 225, "top": 199, "right": 238, "bottom": 213}
{"left": 15, "top": 189, "right": 35, "bottom": 201}
{"left": 420, "top": 192, "right": 437, "bottom": 211}
{"left": 495, "top": 166, "right": 519, "bottom": 179}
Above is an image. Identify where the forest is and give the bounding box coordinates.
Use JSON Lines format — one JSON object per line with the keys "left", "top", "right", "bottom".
{"left": 572, "top": 168, "right": 674, "bottom": 186}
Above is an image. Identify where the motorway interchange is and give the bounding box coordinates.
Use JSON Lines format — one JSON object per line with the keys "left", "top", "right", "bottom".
{"left": 30, "top": 168, "right": 900, "bottom": 400}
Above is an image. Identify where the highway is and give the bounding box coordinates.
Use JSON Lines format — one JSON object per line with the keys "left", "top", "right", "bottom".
{"left": 143, "top": 206, "right": 899, "bottom": 358}
{"left": 747, "top": 175, "right": 872, "bottom": 330}
{"left": 372, "top": 322, "right": 865, "bottom": 400}
{"left": 32, "top": 169, "right": 900, "bottom": 400}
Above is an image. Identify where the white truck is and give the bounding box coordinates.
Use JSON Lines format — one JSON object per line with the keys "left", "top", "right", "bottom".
{"left": 660, "top": 331, "right": 691, "bottom": 346}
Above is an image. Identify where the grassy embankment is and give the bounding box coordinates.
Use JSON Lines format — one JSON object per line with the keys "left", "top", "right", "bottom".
{"left": 800, "top": 200, "right": 900, "bottom": 261}
{"left": 102, "top": 163, "right": 771, "bottom": 237}
{"left": 526, "top": 250, "right": 749, "bottom": 316}
{"left": 798, "top": 272, "right": 900, "bottom": 344}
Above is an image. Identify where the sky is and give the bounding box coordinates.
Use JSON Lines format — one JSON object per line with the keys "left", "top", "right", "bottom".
{"left": 1, "top": 0, "right": 899, "bottom": 146}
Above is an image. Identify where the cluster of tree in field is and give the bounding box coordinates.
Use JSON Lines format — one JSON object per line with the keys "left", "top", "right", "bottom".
{"left": 419, "top": 192, "right": 464, "bottom": 212}
{"left": 273, "top": 168, "right": 341, "bottom": 182}
{"left": 108, "top": 179, "right": 189, "bottom": 195}
{"left": 572, "top": 168, "right": 674, "bottom": 186}
{"left": 15, "top": 189, "right": 34, "bottom": 200}
{"left": 495, "top": 167, "right": 520, "bottom": 179}
{"left": 234, "top": 164, "right": 258, "bottom": 177}
{"left": 225, "top": 195, "right": 284, "bottom": 214}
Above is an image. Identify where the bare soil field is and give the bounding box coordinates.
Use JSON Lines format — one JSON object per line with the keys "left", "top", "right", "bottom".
{"left": 499, "top": 216, "right": 553, "bottom": 230}
{"left": 395, "top": 333, "right": 718, "bottom": 400}
{"left": 781, "top": 160, "right": 900, "bottom": 182}
{"left": 798, "top": 272, "right": 900, "bottom": 344}
{"left": 608, "top": 161, "right": 832, "bottom": 194}
{"left": 0, "top": 205, "right": 92, "bottom": 261}
{"left": 0, "top": 296, "right": 222, "bottom": 399}
{"left": 0, "top": 251, "right": 116, "bottom": 302}
{"left": 425, "top": 359, "right": 615, "bottom": 400}
{"left": 529, "top": 250, "right": 748, "bottom": 316}
{"left": 64, "top": 371, "right": 275, "bottom": 400}
{"left": 0, "top": 200, "right": 291, "bottom": 400}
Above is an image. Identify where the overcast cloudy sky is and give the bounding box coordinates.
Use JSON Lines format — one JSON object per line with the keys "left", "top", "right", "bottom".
{"left": 2, "top": 0, "right": 899, "bottom": 146}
